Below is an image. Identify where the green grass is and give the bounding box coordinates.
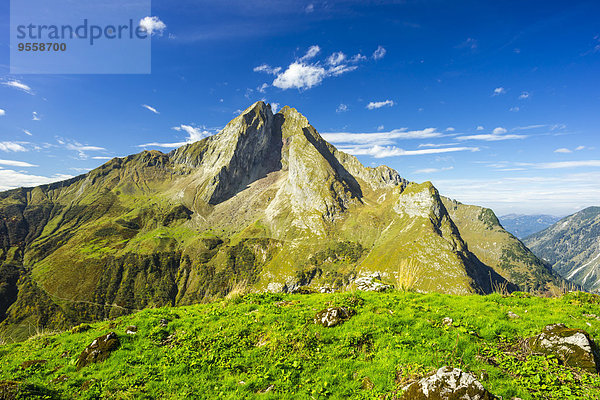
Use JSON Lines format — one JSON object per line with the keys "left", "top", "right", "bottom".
{"left": 2, "top": 291, "right": 600, "bottom": 399}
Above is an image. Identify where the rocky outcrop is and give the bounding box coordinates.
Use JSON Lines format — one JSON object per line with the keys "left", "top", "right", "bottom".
{"left": 76, "top": 332, "right": 120, "bottom": 369}
{"left": 526, "top": 323, "right": 600, "bottom": 373}
{"left": 354, "top": 273, "right": 392, "bottom": 292}
{"left": 401, "top": 367, "right": 492, "bottom": 400}
{"left": 314, "top": 307, "right": 353, "bottom": 327}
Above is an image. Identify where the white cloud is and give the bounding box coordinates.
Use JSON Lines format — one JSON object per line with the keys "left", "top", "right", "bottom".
{"left": 32, "top": 111, "right": 40, "bottom": 120}
{"left": 554, "top": 148, "right": 572, "bottom": 153}
{"left": 535, "top": 160, "right": 600, "bottom": 169}
{"left": 339, "top": 145, "right": 479, "bottom": 158}
{"left": 92, "top": 156, "right": 114, "bottom": 160}
{"left": 445, "top": 127, "right": 455, "bottom": 132}
{"left": 305, "top": 3, "right": 314, "bottom": 13}
{"left": 142, "top": 104, "right": 160, "bottom": 114}
{"left": 322, "top": 128, "right": 442, "bottom": 145}
{"left": 273, "top": 62, "right": 327, "bottom": 90}
{"left": 173, "top": 125, "right": 208, "bottom": 142}
{"left": 414, "top": 166, "right": 454, "bottom": 174}
{"left": 138, "top": 124, "right": 211, "bottom": 148}
{"left": 0, "top": 169, "right": 73, "bottom": 191}
{"left": 457, "top": 133, "right": 526, "bottom": 141}
{"left": 432, "top": 172, "right": 600, "bottom": 215}
{"left": 336, "top": 104, "right": 349, "bottom": 113}
{"left": 457, "top": 126, "right": 529, "bottom": 141}
{"left": 418, "top": 143, "right": 459, "bottom": 148}
{"left": 519, "top": 91, "right": 530, "bottom": 99}
{"left": 366, "top": 100, "right": 394, "bottom": 110}
{"left": 57, "top": 140, "right": 106, "bottom": 159}
{"left": 0, "top": 142, "right": 27, "bottom": 152}
{"left": 476, "top": 126, "right": 484, "bottom": 131}
{"left": 65, "top": 143, "right": 105, "bottom": 152}
{"left": 350, "top": 54, "right": 367, "bottom": 62}
{"left": 0, "top": 159, "right": 36, "bottom": 167}
{"left": 23, "top": 129, "right": 32, "bottom": 136}
{"left": 377, "top": 125, "right": 384, "bottom": 131}
{"left": 2, "top": 80, "right": 33, "bottom": 94}
{"left": 270, "top": 103, "right": 279, "bottom": 113}
{"left": 493, "top": 87, "right": 506, "bottom": 96}
{"left": 328, "top": 64, "right": 358, "bottom": 76}
{"left": 0, "top": 109, "right": 5, "bottom": 116}
{"left": 260, "top": 45, "right": 372, "bottom": 91}
{"left": 257, "top": 83, "right": 268, "bottom": 93}
{"left": 372, "top": 45, "right": 386, "bottom": 60}
{"left": 327, "top": 52, "right": 346, "bottom": 66}
{"left": 139, "top": 16, "right": 167, "bottom": 36}
{"left": 509, "top": 106, "right": 520, "bottom": 112}
{"left": 300, "top": 45, "right": 321, "bottom": 61}
{"left": 253, "top": 64, "right": 282, "bottom": 75}
{"left": 576, "top": 145, "right": 586, "bottom": 151}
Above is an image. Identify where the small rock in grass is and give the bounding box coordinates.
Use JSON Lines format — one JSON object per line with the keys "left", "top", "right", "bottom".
{"left": 159, "top": 319, "right": 169, "bottom": 327}
{"left": 507, "top": 311, "right": 520, "bottom": 319}
{"left": 401, "top": 366, "right": 492, "bottom": 400}
{"left": 526, "top": 323, "right": 600, "bottom": 373}
{"left": 314, "top": 307, "right": 353, "bottom": 327}
{"left": 20, "top": 359, "right": 46, "bottom": 370}
{"left": 126, "top": 325, "right": 138, "bottom": 335}
{"left": 442, "top": 317, "right": 454, "bottom": 327}
{"left": 50, "top": 375, "right": 68, "bottom": 384}
{"left": 76, "top": 332, "right": 120, "bottom": 369}
{"left": 361, "top": 377, "right": 374, "bottom": 390}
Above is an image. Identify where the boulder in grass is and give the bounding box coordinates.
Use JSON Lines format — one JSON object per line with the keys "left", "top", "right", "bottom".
{"left": 401, "top": 367, "right": 493, "bottom": 400}
{"left": 527, "top": 323, "right": 600, "bottom": 373}
{"left": 314, "top": 307, "right": 353, "bottom": 327}
{"left": 76, "top": 332, "right": 120, "bottom": 369}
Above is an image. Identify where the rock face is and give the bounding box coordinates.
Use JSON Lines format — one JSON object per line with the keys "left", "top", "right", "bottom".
{"left": 527, "top": 323, "right": 600, "bottom": 373}
{"left": 76, "top": 332, "right": 120, "bottom": 369}
{"left": 524, "top": 207, "right": 600, "bottom": 292}
{"left": 354, "top": 273, "right": 392, "bottom": 292}
{"left": 314, "top": 307, "right": 352, "bottom": 327}
{"left": 401, "top": 367, "right": 492, "bottom": 400}
{"left": 442, "top": 198, "right": 564, "bottom": 292}
{"left": 0, "top": 101, "right": 555, "bottom": 340}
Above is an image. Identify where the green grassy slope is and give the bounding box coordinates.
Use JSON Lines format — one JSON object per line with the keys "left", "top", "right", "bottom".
{"left": 2, "top": 290, "right": 600, "bottom": 399}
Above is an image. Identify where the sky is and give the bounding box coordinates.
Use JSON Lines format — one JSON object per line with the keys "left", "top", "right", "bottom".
{"left": 0, "top": 0, "right": 599, "bottom": 216}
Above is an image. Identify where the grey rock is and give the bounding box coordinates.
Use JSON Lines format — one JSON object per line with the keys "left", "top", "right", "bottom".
{"left": 527, "top": 323, "right": 600, "bottom": 373}
{"left": 314, "top": 307, "right": 353, "bottom": 327}
{"left": 76, "top": 332, "right": 120, "bottom": 369}
{"left": 401, "top": 367, "right": 492, "bottom": 400}
{"left": 355, "top": 273, "right": 392, "bottom": 292}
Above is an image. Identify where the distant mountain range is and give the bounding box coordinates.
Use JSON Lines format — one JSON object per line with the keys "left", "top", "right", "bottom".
{"left": 524, "top": 207, "right": 600, "bottom": 292}
{"left": 0, "top": 102, "right": 563, "bottom": 340}
{"left": 499, "top": 214, "right": 562, "bottom": 239}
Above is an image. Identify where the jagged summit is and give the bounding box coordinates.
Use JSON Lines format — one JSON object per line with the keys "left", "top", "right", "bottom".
{"left": 0, "top": 103, "right": 562, "bottom": 340}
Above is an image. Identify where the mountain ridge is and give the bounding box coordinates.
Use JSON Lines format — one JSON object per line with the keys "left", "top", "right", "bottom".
{"left": 0, "top": 101, "right": 562, "bottom": 340}
{"left": 525, "top": 206, "right": 600, "bottom": 291}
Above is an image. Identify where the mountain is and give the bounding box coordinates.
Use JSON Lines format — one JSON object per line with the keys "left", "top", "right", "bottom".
{"left": 0, "top": 102, "right": 560, "bottom": 340}
{"left": 499, "top": 214, "right": 562, "bottom": 239}
{"left": 524, "top": 207, "right": 600, "bottom": 291}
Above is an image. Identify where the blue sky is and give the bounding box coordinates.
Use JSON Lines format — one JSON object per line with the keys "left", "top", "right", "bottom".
{"left": 1, "top": 0, "right": 599, "bottom": 215}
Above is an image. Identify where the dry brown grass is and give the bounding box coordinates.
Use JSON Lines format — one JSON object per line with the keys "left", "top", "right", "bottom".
{"left": 395, "top": 258, "right": 421, "bottom": 291}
